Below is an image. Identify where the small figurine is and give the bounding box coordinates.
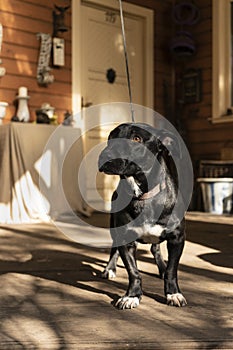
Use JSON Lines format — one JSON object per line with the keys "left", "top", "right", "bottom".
{"left": 62, "top": 111, "right": 73, "bottom": 126}
{"left": 11, "top": 115, "right": 20, "bottom": 122}
{"left": 36, "top": 103, "right": 55, "bottom": 124}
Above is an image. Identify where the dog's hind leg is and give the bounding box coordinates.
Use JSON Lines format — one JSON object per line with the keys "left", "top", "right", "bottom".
{"left": 115, "top": 242, "right": 142, "bottom": 309}
{"left": 101, "top": 247, "right": 119, "bottom": 279}
{"left": 150, "top": 244, "right": 166, "bottom": 279}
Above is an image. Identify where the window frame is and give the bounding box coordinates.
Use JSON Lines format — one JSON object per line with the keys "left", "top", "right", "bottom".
{"left": 212, "top": 0, "right": 233, "bottom": 123}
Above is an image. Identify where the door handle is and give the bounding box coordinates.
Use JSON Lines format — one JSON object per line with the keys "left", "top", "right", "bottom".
{"left": 81, "top": 97, "right": 93, "bottom": 108}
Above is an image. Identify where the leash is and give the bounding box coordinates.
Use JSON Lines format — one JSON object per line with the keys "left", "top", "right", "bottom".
{"left": 119, "top": 0, "right": 135, "bottom": 122}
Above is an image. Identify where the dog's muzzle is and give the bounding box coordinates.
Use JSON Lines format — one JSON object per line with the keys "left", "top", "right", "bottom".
{"left": 98, "top": 154, "right": 126, "bottom": 175}
{"left": 98, "top": 158, "right": 114, "bottom": 173}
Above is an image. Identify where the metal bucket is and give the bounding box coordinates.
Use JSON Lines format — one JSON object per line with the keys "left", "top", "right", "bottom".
{"left": 197, "top": 178, "right": 233, "bottom": 214}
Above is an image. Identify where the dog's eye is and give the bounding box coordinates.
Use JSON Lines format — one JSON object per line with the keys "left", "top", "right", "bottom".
{"left": 132, "top": 135, "right": 142, "bottom": 143}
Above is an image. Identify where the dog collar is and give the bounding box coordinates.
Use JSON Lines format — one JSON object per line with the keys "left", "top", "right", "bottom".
{"left": 139, "top": 182, "right": 166, "bottom": 200}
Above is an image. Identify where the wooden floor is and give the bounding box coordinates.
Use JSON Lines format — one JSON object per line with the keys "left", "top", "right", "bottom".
{"left": 0, "top": 213, "right": 233, "bottom": 349}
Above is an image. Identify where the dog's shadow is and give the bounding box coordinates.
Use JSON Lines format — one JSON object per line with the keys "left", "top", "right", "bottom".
{"left": 143, "top": 291, "right": 167, "bottom": 305}
{"left": 109, "top": 290, "right": 167, "bottom": 307}
{"left": 5, "top": 226, "right": 167, "bottom": 307}
{"left": 95, "top": 258, "right": 167, "bottom": 307}
{"left": 109, "top": 293, "right": 167, "bottom": 307}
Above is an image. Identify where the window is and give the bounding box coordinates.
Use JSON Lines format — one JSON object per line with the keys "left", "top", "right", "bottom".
{"left": 212, "top": 0, "right": 233, "bottom": 123}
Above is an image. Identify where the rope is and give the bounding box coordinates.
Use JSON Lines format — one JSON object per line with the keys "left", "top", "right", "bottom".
{"left": 119, "top": 0, "right": 135, "bottom": 122}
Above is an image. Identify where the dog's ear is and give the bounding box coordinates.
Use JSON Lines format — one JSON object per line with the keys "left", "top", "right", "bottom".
{"left": 157, "top": 130, "right": 182, "bottom": 158}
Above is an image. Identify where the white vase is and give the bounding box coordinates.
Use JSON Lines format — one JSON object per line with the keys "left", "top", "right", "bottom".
{"left": 16, "top": 97, "right": 30, "bottom": 122}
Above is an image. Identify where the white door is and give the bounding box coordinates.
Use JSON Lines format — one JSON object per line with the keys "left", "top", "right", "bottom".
{"left": 72, "top": 0, "right": 154, "bottom": 114}
{"left": 81, "top": 4, "right": 144, "bottom": 108}
{"left": 72, "top": 0, "right": 154, "bottom": 211}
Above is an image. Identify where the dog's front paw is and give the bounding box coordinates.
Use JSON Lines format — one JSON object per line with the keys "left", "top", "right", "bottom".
{"left": 166, "top": 293, "right": 187, "bottom": 307}
{"left": 115, "top": 296, "right": 140, "bottom": 310}
{"left": 100, "top": 269, "right": 116, "bottom": 279}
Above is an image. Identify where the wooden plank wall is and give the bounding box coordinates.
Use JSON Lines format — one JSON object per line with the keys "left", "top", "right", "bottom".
{"left": 0, "top": 0, "right": 172, "bottom": 123}
{"left": 0, "top": 0, "right": 71, "bottom": 123}
{"left": 174, "top": 0, "right": 233, "bottom": 163}
{"left": 126, "top": 0, "right": 173, "bottom": 117}
{"left": 2, "top": 0, "right": 230, "bottom": 165}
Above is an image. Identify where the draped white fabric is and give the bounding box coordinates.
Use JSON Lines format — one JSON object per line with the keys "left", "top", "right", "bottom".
{"left": 0, "top": 123, "right": 87, "bottom": 224}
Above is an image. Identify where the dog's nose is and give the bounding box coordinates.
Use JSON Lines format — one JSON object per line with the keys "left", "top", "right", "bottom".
{"left": 98, "top": 150, "right": 111, "bottom": 172}
{"left": 99, "top": 160, "right": 112, "bottom": 172}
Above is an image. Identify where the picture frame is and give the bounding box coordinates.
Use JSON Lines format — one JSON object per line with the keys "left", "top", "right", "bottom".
{"left": 182, "top": 68, "right": 202, "bottom": 104}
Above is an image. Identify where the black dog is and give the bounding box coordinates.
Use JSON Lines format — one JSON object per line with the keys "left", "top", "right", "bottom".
{"left": 98, "top": 122, "right": 187, "bottom": 309}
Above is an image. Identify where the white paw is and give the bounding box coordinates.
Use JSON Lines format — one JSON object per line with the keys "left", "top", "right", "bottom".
{"left": 108, "top": 269, "right": 116, "bottom": 279}
{"left": 167, "top": 293, "right": 187, "bottom": 307}
{"left": 101, "top": 269, "right": 116, "bottom": 279}
{"left": 115, "top": 296, "right": 140, "bottom": 310}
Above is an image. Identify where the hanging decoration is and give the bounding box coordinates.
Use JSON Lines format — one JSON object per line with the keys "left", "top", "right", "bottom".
{"left": 53, "top": 5, "right": 70, "bottom": 37}
{"left": 0, "top": 23, "right": 6, "bottom": 77}
{"left": 52, "top": 5, "right": 70, "bottom": 68}
{"left": 36, "top": 33, "right": 54, "bottom": 86}
{"left": 172, "top": 2, "right": 200, "bottom": 25}
{"left": 170, "top": 1, "right": 200, "bottom": 58}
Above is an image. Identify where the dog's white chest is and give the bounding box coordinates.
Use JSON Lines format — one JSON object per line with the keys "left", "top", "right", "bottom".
{"left": 132, "top": 224, "right": 164, "bottom": 244}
